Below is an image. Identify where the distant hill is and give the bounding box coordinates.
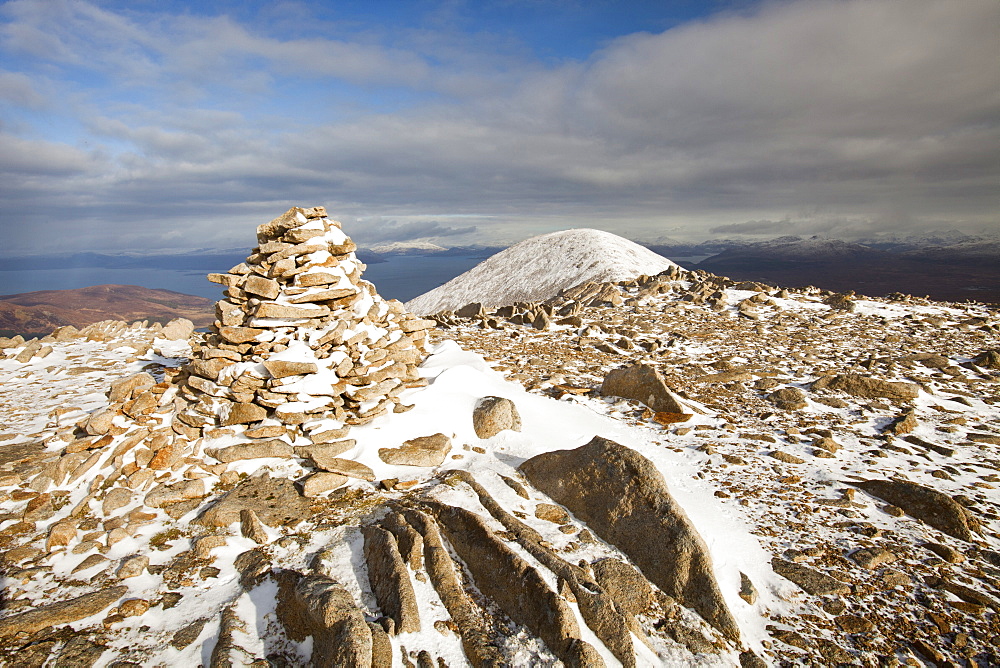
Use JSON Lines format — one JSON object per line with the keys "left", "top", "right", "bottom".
{"left": 405, "top": 228, "right": 677, "bottom": 314}
{"left": 0, "top": 284, "right": 214, "bottom": 337}
{"left": 367, "top": 240, "right": 449, "bottom": 255}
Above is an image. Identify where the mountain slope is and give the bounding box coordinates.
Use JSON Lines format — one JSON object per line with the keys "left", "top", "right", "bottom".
{"left": 405, "top": 228, "right": 678, "bottom": 314}
{"left": 0, "top": 284, "right": 214, "bottom": 335}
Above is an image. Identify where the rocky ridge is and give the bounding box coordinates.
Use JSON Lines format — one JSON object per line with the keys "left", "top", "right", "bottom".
{"left": 429, "top": 267, "right": 1000, "bottom": 665}
{"left": 0, "top": 211, "right": 757, "bottom": 667}
{"left": 0, "top": 215, "right": 997, "bottom": 666}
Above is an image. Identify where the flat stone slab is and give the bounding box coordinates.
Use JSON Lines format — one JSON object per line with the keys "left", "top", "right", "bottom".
{"left": 311, "top": 456, "right": 376, "bottom": 481}
{"left": 379, "top": 434, "right": 451, "bottom": 467}
{"left": 209, "top": 440, "right": 294, "bottom": 463}
{"left": 196, "top": 475, "right": 313, "bottom": 527}
{"left": 0, "top": 585, "right": 127, "bottom": 638}
{"left": 854, "top": 478, "right": 980, "bottom": 542}
{"left": 771, "top": 558, "right": 851, "bottom": 596}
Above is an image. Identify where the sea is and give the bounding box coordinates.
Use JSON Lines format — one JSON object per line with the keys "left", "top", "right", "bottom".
{"left": 0, "top": 253, "right": 711, "bottom": 303}
{"left": 0, "top": 255, "right": 487, "bottom": 303}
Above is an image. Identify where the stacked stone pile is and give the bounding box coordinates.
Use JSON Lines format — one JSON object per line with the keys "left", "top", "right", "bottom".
{"left": 177, "top": 206, "right": 435, "bottom": 440}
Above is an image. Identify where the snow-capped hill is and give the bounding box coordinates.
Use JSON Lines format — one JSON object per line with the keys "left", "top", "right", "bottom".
{"left": 405, "top": 228, "right": 678, "bottom": 314}
{"left": 367, "top": 240, "right": 448, "bottom": 255}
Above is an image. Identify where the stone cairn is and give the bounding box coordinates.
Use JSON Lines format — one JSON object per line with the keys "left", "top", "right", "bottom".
{"left": 175, "top": 206, "right": 435, "bottom": 442}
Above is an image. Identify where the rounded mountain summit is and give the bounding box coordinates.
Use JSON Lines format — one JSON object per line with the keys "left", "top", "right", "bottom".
{"left": 405, "top": 228, "right": 678, "bottom": 315}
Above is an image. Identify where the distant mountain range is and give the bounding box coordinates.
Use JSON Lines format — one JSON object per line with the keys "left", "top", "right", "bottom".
{"left": 686, "top": 235, "right": 999, "bottom": 304}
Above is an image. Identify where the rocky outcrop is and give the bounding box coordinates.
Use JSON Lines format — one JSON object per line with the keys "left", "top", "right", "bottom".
{"left": 0, "top": 586, "right": 127, "bottom": 638}
{"left": 519, "top": 436, "right": 740, "bottom": 641}
{"left": 428, "top": 501, "right": 594, "bottom": 664}
{"left": 196, "top": 474, "right": 313, "bottom": 527}
{"left": 599, "top": 363, "right": 688, "bottom": 413}
{"left": 811, "top": 373, "right": 919, "bottom": 400}
{"left": 362, "top": 525, "right": 420, "bottom": 634}
{"left": 854, "top": 478, "right": 981, "bottom": 541}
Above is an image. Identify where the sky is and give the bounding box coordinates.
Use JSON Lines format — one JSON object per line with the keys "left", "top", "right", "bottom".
{"left": 0, "top": 0, "right": 998, "bottom": 253}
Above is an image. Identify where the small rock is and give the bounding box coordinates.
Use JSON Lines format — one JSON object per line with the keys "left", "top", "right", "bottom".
{"left": 118, "top": 598, "right": 150, "bottom": 617}
{"left": 102, "top": 487, "right": 133, "bottom": 516}
{"left": 472, "top": 396, "right": 522, "bottom": 439}
{"left": 221, "top": 402, "right": 268, "bottom": 426}
{"left": 240, "top": 509, "right": 270, "bottom": 544}
{"left": 0, "top": 586, "right": 127, "bottom": 638}
{"left": 160, "top": 318, "right": 194, "bottom": 340}
{"left": 309, "top": 455, "right": 376, "bottom": 481}
{"left": 885, "top": 410, "right": 918, "bottom": 435}
{"left": 46, "top": 520, "right": 77, "bottom": 551}
{"left": 769, "top": 451, "right": 804, "bottom": 464}
{"left": 854, "top": 478, "right": 980, "bottom": 541}
{"left": 812, "top": 436, "right": 842, "bottom": 453}
{"left": 117, "top": 554, "right": 149, "bottom": 579}
{"left": 920, "top": 542, "right": 964, "bottom": 563}
{"left": 767, "top": 387, "right": 808, "bottom": 410}
{"left": 193, "top": 535, "right": 228, "bottom": 560}
{"left": 534, "top": 503, "right": 570, "bottom": 524}
{"left": 263, "top": 359, "right": 318, "bottom": 378}
{"left": 739, "top": 572, "right": 758, "bottom": 604}
{"left": 171, "top": 618, "right": 208, "bottom": 650}
{"left": 811, "top": 373, "right": 919, "bottom": 401}
{"left": 600, "top": 363, "right": 688, "bottom": 413}
{"left": 144, "top": 479, "right": 206, "bottom": 508}
{"left": 210, "top": 440, "right": 293, "bottom": 463}
{"left": 879, "top": 569, "right": 911, "bottom": 587}
{"left": 71, "top": 554, "right": 109, "bottom": 574}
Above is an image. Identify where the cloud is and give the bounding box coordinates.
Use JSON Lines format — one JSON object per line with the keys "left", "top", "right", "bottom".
{"left": 352, "top": 220, "right": 478, "bottom": 244}
{"left": 0, "top": 0, "right": 996, "bottom": 252}
{"left": 710, "top": 219, "right": 795, "bottom": 235}
{"left": 0, "top": 70, "right": 46, "bottom": 107}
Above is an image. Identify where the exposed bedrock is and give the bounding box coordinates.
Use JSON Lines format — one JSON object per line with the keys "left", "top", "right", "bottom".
{"left": 519, "top": 435, "right": 741, "bottom": 641}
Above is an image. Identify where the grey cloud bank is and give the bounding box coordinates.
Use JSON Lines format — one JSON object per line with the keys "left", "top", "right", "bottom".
{"left": 0, "top": 0, "right": 997, "bottom": 253}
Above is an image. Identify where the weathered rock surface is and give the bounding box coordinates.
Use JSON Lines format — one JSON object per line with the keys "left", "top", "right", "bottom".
{"left": 378, "top": 433, "right": 451, "bottom": 467}
{"left": 281, "top": 573, "right": 375, "bottom": 668}
{"left": 599, "top": 364, "right": 688, "bottom": 413}
{"left": 301, "top": 472, "right": 348, "bottom": 497}
{"left": 0, "top": 586, "right": 127, "bottom": 638}
{"left": 767, "top": 387, "right": 807, "bottom": 410}
{"left": 811, "top": 373, "right": 919, "bottom": 400}
{"left": 197, "top": 475, "right": 313, "bottom": 527}
{"left": 771, "top": 558, "right": 851, "bottom": 596}
{"left": 429, "top": 501, "right": 591, "bottom": 663}
{"left": 472, "top": 396, "right": 522, "bottom": 439}
{"left": 362, "top": 525, "right": 420, "bottom": 634}
{"left": 854, "top": 478, "right": 981, "bottom": 541}
{"left": 519, "top": 436, "right": 740, "bottom": 640}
